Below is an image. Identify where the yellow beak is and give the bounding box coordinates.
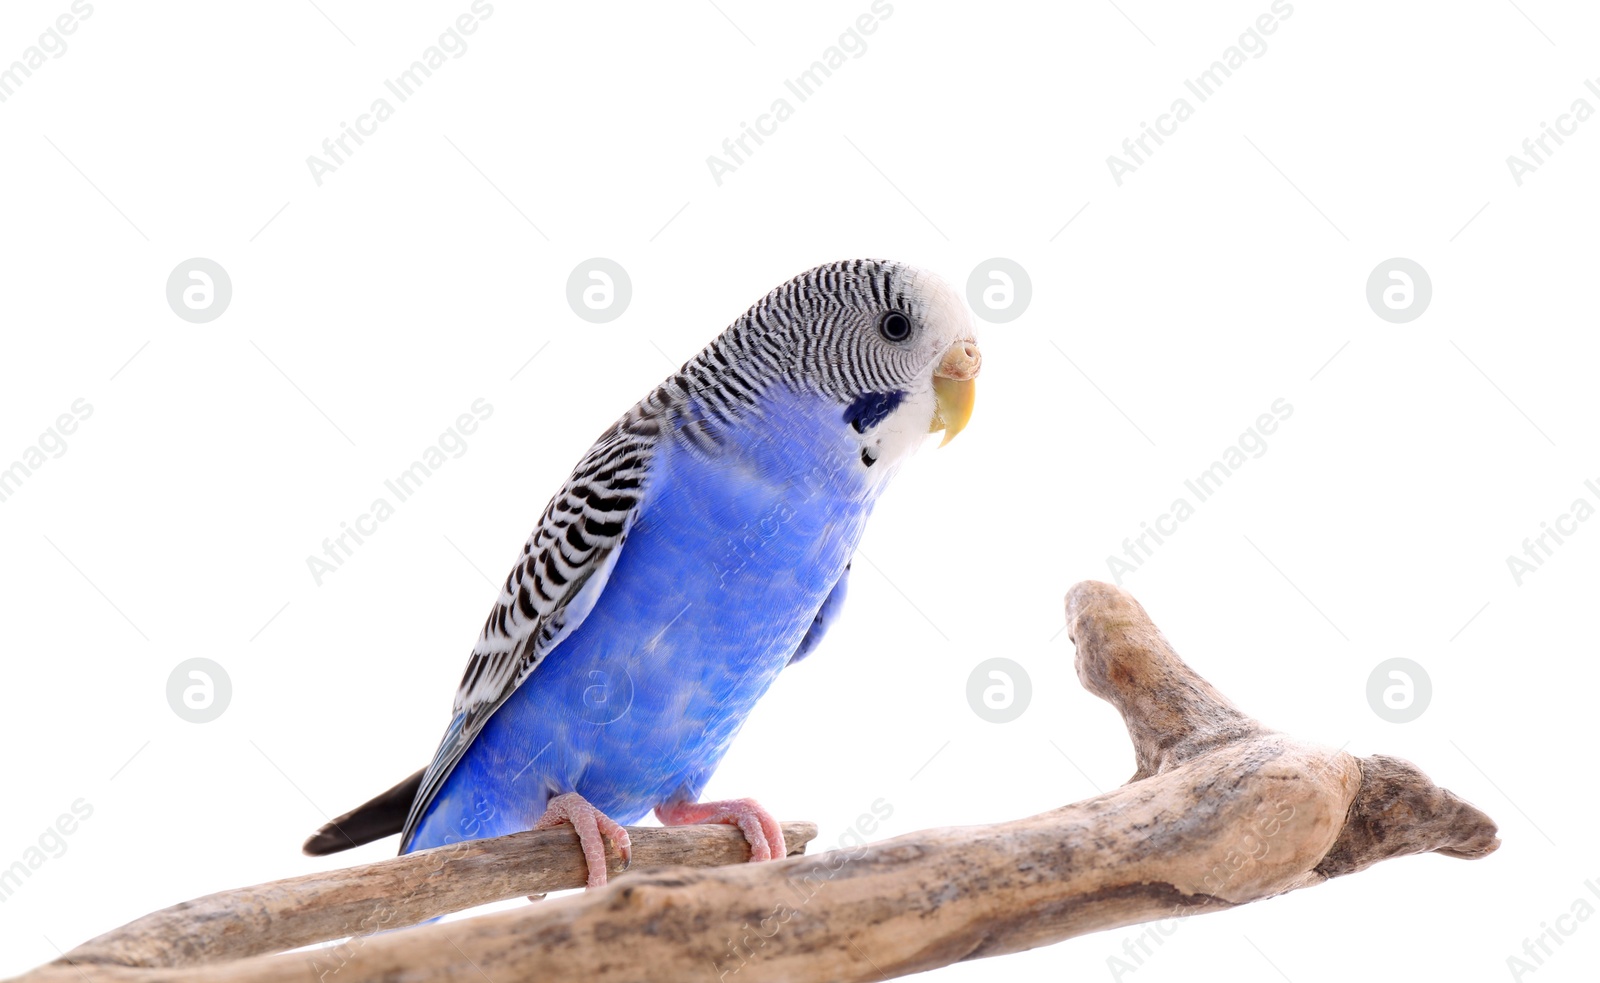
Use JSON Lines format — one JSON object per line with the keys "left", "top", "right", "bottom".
{"left": 929, "top": 340, "right": 980, "bottom": 447}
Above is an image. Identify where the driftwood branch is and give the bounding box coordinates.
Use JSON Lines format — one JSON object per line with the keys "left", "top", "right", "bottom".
{"left": 11, "top": 581, "right": 1498, "bottom": 983}
{"left": 44, "top": 822, "right": 818, "bottom": 970}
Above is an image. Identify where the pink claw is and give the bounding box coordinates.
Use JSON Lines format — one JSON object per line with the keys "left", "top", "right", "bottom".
{"left": 655, "top": 797, "right": 787, "bottom": 862}
{"left": 533, "top": 792, "right": 632, "bottom": 889}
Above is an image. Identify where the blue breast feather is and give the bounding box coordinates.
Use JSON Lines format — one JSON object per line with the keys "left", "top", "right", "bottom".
{"left": 406, "top": 385, "right": 880, "bottom": 851}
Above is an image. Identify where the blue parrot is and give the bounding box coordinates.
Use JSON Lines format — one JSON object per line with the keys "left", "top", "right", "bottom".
{"left": 304, "top": 259, "right": 981, "bottom": 886}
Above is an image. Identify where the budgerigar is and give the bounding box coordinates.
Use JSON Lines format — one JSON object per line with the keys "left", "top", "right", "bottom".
{"left": 304, "top": 259, "right": 981, "bottom": 886}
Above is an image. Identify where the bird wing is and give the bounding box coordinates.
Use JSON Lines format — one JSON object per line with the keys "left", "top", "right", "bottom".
{"left": 787, "top": 561, "right": 850, "bottom": 666}
{"left": 399, "top": 421, "right": 656, "bottom": 849}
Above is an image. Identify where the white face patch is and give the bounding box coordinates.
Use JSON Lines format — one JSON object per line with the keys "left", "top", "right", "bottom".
{"left": 909, "top": 268, "right": 975, "bottom": 353}
{"left": 857, "top": 385, "right": 939, "bottom": 474}
{"left": 850, "top": 269, "right": 976, "bottom": 477}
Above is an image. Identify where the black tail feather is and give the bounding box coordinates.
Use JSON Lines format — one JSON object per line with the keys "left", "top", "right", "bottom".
{"left": 302, "top": 767, "right": 425, "bottom": 856}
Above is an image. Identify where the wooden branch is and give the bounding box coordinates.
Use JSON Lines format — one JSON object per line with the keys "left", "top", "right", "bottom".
{"left": 11, "top": 581, "right": 1499, "bottom": 983}
{"left": 52, "top": 822, "right": 817, "bottom": 970}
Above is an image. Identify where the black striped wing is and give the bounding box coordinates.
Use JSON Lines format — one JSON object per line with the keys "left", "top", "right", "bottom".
{"left": 398, "top": 422, "right": 655, "bottom": 850}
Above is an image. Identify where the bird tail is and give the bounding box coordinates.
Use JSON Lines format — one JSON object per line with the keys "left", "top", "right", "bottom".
{"left": 302, "top": 768, "right": 425, "bottom": 856}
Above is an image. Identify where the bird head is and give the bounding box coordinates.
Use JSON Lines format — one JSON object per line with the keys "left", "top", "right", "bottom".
{"left": 745, "top": 260, "right": 981, "bottom": 471}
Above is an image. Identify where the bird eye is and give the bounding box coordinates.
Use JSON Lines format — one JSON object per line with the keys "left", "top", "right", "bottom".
{"left": 878, "top": 311, "right": 912, "bottom": 342}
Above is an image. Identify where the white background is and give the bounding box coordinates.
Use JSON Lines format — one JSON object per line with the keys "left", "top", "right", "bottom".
{"left": 2, "top": 1, "right": 1597, "bottom": 980}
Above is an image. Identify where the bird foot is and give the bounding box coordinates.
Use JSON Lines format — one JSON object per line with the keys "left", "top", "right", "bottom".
{"left": 532, "top": 791, "right": 632, "bottom": 889}
{"left": 655, "top": 797, "right": 787, "bottom": 862}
